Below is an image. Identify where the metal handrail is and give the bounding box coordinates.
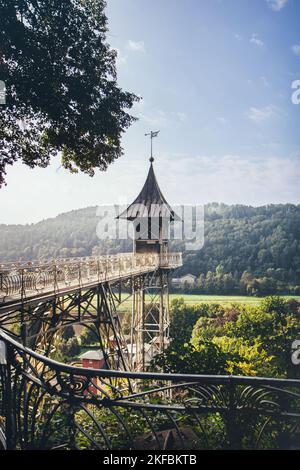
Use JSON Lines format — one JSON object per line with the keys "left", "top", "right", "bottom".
{"left": 1, "top": 329, "right": 300, "bottom": 450}
{"left": 0, "top": 252, "right": 183, "bottom": 300}
{"left": 0, "top": 330, "right": 299, "bottom": 387}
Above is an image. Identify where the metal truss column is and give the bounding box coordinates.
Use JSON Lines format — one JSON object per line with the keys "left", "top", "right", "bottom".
{"left": 131, "top": 269, "right": 170, "bottom": 372}
{"left": 131, "top": 276, "right": 145, "bottom": 371}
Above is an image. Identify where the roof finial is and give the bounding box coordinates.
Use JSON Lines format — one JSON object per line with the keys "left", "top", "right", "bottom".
{"left": 145, "top": 130, "right": 160, "bottom": 163}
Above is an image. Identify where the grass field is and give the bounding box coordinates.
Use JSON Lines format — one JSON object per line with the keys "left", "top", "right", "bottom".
{"left": 168, "top": 294, "right": 300, "bottom": 305}
{"left": 117, "top": 294, "right": 300, "bottom": 310}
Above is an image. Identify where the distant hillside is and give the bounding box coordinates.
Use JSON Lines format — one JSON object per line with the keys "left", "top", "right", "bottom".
{"left": 0, "top": 206, "right": 131, "bottom": 261}
{"left": 1, "top": 203, "right": 300, "bottom": 295}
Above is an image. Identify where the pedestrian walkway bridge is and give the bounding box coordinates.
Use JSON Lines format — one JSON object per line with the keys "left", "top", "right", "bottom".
{"left": 0, "top": 252, "right": 182, "bottom": 310}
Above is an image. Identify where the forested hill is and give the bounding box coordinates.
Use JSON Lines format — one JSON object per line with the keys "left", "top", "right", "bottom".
{"left": 1, "top": 203, "right": 300, "bottom": 295}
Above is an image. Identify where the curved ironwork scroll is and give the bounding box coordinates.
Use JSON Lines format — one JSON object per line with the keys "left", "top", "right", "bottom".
{"left": 1, "top": 331, "right": 300, "bottom": 450}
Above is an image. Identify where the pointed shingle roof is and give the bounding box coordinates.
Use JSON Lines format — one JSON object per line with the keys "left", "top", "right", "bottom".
{"left": 117, "top": 162, "right": 179, "bottom": 221}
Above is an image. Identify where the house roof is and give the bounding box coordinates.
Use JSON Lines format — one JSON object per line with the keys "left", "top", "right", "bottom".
{"left": 79, "top": 350, "right": 104, "bottom": 361}
{"left": 117, "top": 162, "right": 180, "bottom": 221}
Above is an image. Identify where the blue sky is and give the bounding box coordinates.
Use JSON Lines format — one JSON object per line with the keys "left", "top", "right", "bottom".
{"left": 1, "top": 0, "right": 300, "bottom": 224}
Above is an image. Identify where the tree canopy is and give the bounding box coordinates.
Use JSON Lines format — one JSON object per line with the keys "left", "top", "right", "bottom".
{"left": 0, "top": 0, "right": 138, "bottom": 185}
{"left": 152, "top": 296, "right": 300, "bottom": 378}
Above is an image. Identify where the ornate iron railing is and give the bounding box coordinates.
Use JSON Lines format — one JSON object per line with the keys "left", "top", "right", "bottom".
{"left": 1, "top": 330, "right": 300, "bottom": 450}
{"left": 0, "top": 252, "right": 182, "bottom": 301}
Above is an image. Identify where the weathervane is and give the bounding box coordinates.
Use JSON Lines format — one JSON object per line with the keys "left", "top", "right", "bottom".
{"left": 145, "top": 130, "right": 160, "bottom": 163}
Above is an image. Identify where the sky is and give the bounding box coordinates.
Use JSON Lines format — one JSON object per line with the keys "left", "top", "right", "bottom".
{"left": 1, "top": 0, "right": 300, "bottom": 224}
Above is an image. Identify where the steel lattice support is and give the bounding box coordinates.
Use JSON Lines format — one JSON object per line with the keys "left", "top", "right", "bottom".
{"left": 0, "top": 254, "right": 182, "bottom": 380}
{"left": 130, "top": 269, "right": 170, "bottom": 372}
{"left": 0, "top": 281, "right": 131, "bottom": 373}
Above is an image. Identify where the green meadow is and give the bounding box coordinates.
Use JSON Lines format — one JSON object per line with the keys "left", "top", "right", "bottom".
{"left": 117, "top": 294, "right": 300, "bottom": 311}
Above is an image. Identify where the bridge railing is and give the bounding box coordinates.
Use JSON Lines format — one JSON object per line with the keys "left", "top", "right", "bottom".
{"left": 0, "top": 252, "right": 182, "bottom": 300}
{"left": 0, "top": 330, "right": 300, "bottom": 450}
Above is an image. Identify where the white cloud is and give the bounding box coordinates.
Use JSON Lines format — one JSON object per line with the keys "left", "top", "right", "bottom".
{"left": 127, "top": 40, "right": 145, "bottom": 53}
{"left": 246, "top": 105, "right": 278, "bottom": 123}
{"left": 114, "top": 40, "right": 146, "bottom": 68}
{"left": 216, "top": 116, "right": 228, "bottom": 125}
{"left": 266, "top": 0, "right": 288, "bottom": 11}
{"left": 113, "top": 40, "right": 146, "bottom": 67}
{"left": 291, "top": 44, "right": 300, "bottom": 58}
{"left": 260, "top": 76, "right": 270, "bottom": 87}
{"left": 175, "top": 112, "right": 187, "bottom": 122}
{"left": 1, "top": 152, "right": 299, "bottom": 224}
{"left": 250, "top": 33, "right": 264, "bottom": 48}
{"left": 142, "top": 110, "right": 167, "bottom": 127}
{"left": 159, "top": 154, "right": 300, "bottom": 207}
{"left": 140, "top": 110, "right": 187, "bottom": 127}
{"left": 235, "top": 33, "right": 242, "bottom": 41}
